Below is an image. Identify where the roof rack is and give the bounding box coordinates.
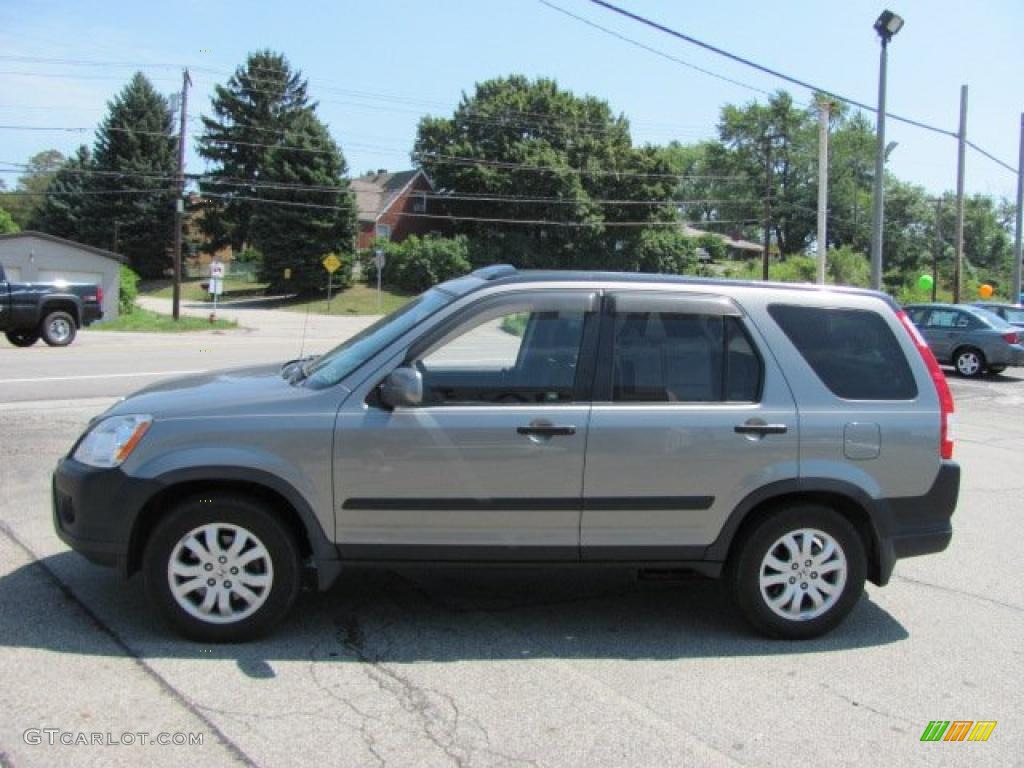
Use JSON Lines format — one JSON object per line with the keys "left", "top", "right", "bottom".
{"left": 470, "top": 264, "right": 517, "bottom": 281}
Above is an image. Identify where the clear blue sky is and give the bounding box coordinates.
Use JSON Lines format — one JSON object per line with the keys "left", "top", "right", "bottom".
{"left": 2, "top": 0, "right": 1022, "bottom": 199}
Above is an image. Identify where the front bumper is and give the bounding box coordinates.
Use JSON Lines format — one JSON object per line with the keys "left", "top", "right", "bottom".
{"left": 872, "top": 461, "right": 960, "bottom": 585}
{"left": 52, "top": 457, "right": 159, "bottom": 574}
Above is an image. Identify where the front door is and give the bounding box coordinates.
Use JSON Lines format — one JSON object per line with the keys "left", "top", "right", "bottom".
{"left": 334, "top": 290, "right": 599, "bottom": 560}
{"left": 582, "top": 291, "right": 799, "bottom": 559}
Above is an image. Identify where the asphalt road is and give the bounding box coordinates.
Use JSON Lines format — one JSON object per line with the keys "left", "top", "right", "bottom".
{"left": 0, "top": 334, "right": 1022, "bottom": 768}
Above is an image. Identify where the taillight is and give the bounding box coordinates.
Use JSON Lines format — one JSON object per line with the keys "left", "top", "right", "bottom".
{"left": 1003, "top": 331, "right": 1019, "bottom": 344}
{"left": 96, "top": 286, "right": 104, "bottom": 304}
{"left": 896, "top": 310, "right": 954, "bottom": 459}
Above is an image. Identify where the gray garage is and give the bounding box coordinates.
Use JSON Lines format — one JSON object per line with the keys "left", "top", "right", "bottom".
{"left": 0, "top": 231, "right": 124, "bottom": 321}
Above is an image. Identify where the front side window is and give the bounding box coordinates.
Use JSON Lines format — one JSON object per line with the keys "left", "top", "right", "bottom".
{"left": 769, "top": 304, "right": 917, "bottom": 400}
{"left": 611, "top": 311, "right": 761, "bottom": 403}
{"left": 415, "top": 300, "right": 589, "bottom": 405}
{"left": 926, "top": 309, "right": 973, "bottom": 329}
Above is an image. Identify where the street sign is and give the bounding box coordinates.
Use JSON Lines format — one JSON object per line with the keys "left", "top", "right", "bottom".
{"left": 322, "top": 254, "right": 342, "bottom": 273}
{"left": 210, "top": 261, "right": 225, "bottom": 278}
{"left": 373, "top": 249, "right": 386, "bottom": 270}
{"left": 208, "top": 277, "right": 224, "bottom": 296}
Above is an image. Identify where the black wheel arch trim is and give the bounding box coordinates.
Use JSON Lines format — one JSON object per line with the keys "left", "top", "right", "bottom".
{"left": 131, "top": 466, "right": 341, "bottom": 590}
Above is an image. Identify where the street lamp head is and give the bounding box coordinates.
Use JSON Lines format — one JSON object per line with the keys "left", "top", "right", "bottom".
{"left": 874, "top": 10, "right": 904, "bottom": 42}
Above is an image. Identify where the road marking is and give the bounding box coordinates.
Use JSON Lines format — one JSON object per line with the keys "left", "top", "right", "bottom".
{"left": 0, "top": 370, "right": 205, "bottom": 385}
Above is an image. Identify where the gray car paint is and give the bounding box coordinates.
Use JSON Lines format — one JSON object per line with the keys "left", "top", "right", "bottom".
{"left": 97, "top": 277, "right": 947, "bottom": 562}
{"left": 906, "top": 303, "right": 1024, "bottom": 369}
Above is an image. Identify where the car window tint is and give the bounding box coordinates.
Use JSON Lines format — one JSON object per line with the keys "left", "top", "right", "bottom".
{"left": 925, "top": 309, "right": 961, "bottom": 329}
{"left": 768, "top": 305, "right": 918, "bottom": 400}
{"left": 1004, "top": 307, "right": 1024, "bottom": 324}
{"left": 419, "top": 308, "right": 586, "bottom": 405}
{"left": 612, "top": 312, "right": 761, "bottom": 403}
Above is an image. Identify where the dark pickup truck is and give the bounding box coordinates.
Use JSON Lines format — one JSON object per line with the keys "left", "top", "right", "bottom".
{"left": 0, "top": 263, "right": 103, "bottom": 347}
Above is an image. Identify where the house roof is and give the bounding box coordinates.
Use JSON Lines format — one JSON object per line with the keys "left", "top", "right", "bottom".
{"left": 350, "top": 169, "right": 428, "bottom": 224}
{"left": 0, "top": 230, "right": 128, "bottom": 264}
{"left": 682, "top": 225, "right": 763, "bottom": 253}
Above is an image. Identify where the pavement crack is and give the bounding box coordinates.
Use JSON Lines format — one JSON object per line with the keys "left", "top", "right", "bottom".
{"left": 896, "top": 574, "right": 1024, "bottom": 613}
{"left": 817, "top": 682, "right": 916, "bottom": 724}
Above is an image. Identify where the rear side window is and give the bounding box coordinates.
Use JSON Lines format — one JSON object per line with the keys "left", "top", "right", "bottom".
{"left": 768, "top": 305, "right": 917, "bottom": 400}
{"left": 612, "top": 312, "right": 761, "bottom": 403}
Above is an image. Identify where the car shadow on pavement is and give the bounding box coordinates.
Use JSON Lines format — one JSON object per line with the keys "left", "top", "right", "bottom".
{"left": 0, "top": 552, "right": 908, "bottom": 667}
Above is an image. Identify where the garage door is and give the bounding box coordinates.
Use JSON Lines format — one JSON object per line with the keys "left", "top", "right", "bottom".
{"left": 38, "top": 269, "right": 103, "bottom": 287}
{"left": 1, "top": 264, "right": 21, "bottom": 282}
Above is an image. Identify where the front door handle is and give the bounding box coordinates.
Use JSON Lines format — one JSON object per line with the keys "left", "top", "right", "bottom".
{"left": 734, "top": 423, "right": 788, "bottom": 436}
{"left": 517, "top": 423, "right": 576, "bottom": 437}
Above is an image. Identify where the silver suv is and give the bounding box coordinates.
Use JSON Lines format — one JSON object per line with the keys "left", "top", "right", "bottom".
{"left": 53, "top": 266, "right": 960, "bottom": 642}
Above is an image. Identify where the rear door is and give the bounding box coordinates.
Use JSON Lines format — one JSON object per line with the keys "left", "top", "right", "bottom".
{"left": 581, "top": 291, "right": 798, "bottom": 559}
{"left": 920, "top": 308, "right": 972, "bottom": 362}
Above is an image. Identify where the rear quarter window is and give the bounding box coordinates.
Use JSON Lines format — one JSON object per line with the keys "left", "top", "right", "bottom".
{"left": 768, "top": 304, "right": 918, "bottom": 400}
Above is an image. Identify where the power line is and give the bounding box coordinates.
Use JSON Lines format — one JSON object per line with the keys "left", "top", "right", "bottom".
{"left": 583, "top": 0, "right": 957, "bottom": 140}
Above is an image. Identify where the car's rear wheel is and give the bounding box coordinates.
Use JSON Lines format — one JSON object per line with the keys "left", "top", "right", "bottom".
{"left": 143, "top": 494, "right": 301, "bottom": 642}
{"left": 40, "top": 310, "right": 76, "bottom": 347}
{"left": 5, "top": 330, "right": 39, "bottom": 347}
{"left": 728, "top": 504, "right": 866, "bottom": 640}
{"left": 953, "top": 347, "right": 984, "bottom": 378}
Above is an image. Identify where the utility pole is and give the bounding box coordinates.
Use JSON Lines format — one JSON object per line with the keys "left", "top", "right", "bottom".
{"left": 869, "top": 36, "right": 890, "bottom": 290}
{"left": 172, "top": 68, "right": 191, "bottom": 321}
{"left": 816, "top": 100, "right": 830, "bottom": 284}
{"left": 762, "top": 134, "right": 776, "bottom": 281}
{"left": 112, "top": 220, "right": 120, "bottom": 254}
{"left": 1013, "top": 112, "right": 1024, "bottom": 304}
{"left": 932, "top": 198, "right": 941, "bottom": 302}
{"left": 953, "top": 85, "right": 968, "bottom": 305}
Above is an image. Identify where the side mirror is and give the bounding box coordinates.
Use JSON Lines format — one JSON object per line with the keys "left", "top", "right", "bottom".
{"left": 379, "top": 366, "right": 423, "bottom": 408}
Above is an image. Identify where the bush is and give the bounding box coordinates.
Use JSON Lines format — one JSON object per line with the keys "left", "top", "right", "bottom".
{"left": 365, "top": 235, "right": 471, "bottom": 293}
{"left": 827, "top": 246, "right": 870, "bottom": 287}
{"left": 770, "top": 256, "right": 817, "bottom": 283}
{"left": 628, "top": 229, "right": 698, "bottom": 274}
{"left": 119, "top": 265, "right": 139, "bottom": 315}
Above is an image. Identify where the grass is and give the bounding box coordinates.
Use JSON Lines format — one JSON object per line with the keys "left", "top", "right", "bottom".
{"left": 139, "top": 278, "right": 270, "bottom": 302}
{"left": 499, "top": 312, "right": 529, "bottom": 337}
{"left": 92, "top": 307, "right": 238, "bottom": 332}
{"left": 278, "top": 283, "right": 413, "bottom": 316}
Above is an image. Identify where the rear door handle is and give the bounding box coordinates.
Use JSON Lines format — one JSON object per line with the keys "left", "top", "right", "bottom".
{"left": 517, "top": 424, "right": 576, "bottom": 437}
{"left": 734, "top": 423, "right": 788, "bottom": 435}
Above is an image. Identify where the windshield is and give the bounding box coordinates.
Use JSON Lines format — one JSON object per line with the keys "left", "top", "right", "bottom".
{"left": 301, "top": 288, "right": 454, "bottom": 389}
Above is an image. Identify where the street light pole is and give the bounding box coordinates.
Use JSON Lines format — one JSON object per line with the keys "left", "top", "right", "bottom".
{"left": 1013, "top": 112, "right": 1023, "bottom": 304}
{"left": 870, "top": 10, "right": 904, "bottom": 292}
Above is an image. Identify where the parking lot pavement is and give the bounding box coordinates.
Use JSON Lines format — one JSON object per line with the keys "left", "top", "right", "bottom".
{"left": 0, "top": 365, "right": 1021, "bottom": 767}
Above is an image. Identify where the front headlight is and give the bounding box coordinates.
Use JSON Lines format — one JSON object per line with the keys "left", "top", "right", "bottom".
{"left": 73, "top": 414, "right": 153, "bottom": 468}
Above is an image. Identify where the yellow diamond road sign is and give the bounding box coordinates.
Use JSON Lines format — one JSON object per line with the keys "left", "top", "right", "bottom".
{"left": 322, "top": 254, "right": 341, "bottom": 273}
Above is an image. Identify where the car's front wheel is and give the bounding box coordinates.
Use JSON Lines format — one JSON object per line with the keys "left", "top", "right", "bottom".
{"left": 728, "top": 504, "right": 866, "bottom": 640}
{"left": 143, "top": 495, "right": 301, "bottom": 642}
{"left": 5, "top": 330, "right": 39, "bottom": 347}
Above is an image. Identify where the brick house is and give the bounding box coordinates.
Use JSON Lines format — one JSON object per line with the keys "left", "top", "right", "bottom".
{"left": 351, "top": 169, "right": 448, "bottom": 249}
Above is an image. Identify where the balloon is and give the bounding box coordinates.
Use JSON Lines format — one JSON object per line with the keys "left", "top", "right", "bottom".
{"left": 979, "top": 284, "right": 994, "bottom": 299}
{"left": 917, "top": 274, "right": 934, "bottom": 290}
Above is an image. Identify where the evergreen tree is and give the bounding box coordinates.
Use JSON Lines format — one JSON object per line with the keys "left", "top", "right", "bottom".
{"left": 248, "top": 111, "right": 356, "bottom": 294}
{"left": 198, "top": 50, "right": 312, "bottom": 253}
{"left": 89, "top": 73, "right": 177, "bottom": 276}
{"left": 2, "top": 149, "right": 65, "bottom": 228}
{"left": 199, "top": 51, "right": 355, "bottom": 293}
{"left": 29, "top": 146, "right": 93, "bottom": 241}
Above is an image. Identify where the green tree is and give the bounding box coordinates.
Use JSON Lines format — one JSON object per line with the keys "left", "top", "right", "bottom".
{"left": 414, "top": 75, "right": 677, "bottom": 270}
{"left": 245, "top": 110, "right": 356, "bottom": 294}
{"left": 89, "top": 73, "right": 177, "bottom": 276}
{"left": 0, "top": 149, "right": 65, "bottom": 228}
{"left": 0, "top": 205, "right": 19, "bottom": 234}
{"left": 198, "top": 50, "right": 314, "bottom": 253}
{"left": 28, "top": 146, "right": 93, "bottom": 240}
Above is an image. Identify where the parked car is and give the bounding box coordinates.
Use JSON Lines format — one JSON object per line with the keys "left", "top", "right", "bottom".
{"left": 970, "top": 301, "right": 1024, "bottom": 329}
{"left": 903, "top": 302, "right": 1024, "bottom": 377}
{"left": 0, "top": 262, "right": 103, "bottom": 347}
{"left": 54, "top": 266, "right": 959, "bottom": 642}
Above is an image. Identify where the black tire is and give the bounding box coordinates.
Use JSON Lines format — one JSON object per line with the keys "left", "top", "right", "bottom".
{"left": 40, "top": 310, "right": 77, "bottom": 347}
{"left": 986, "top": 364, "right": 1007, "bottom": 375}
{"left": 143, "top": 494, "right": 301, "bottom": 642}
{"left": 728, "top": 504, "right": 866, "bottom": 640}
{"left": 5, "top": 330, "right": 39, "bottom": 347}
{"left": 952, "top": 346, "right": 984, "bottom": 378}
